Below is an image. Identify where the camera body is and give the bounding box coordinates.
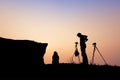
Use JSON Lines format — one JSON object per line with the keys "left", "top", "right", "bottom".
{"left": 83, "top": 35, "right": 88, "bottom": 42}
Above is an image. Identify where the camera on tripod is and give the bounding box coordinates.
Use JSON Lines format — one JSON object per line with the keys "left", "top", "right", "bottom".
{"left": 91, "top": 42, "right": 108, "bottom": 65}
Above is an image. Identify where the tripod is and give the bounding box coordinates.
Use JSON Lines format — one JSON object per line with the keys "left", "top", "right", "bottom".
{"left": 72, "top": 42, "right": 80, "bottom": 63}
{"left": 91, "top": 43, "right": 107, "bottom": 65}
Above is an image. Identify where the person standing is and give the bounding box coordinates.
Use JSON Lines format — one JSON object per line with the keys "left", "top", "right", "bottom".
{"left": 77, "top": 33, "right": 88, "bottom": 65}
{"left": 52, "top": 51, "right": 59, "bottom": 64}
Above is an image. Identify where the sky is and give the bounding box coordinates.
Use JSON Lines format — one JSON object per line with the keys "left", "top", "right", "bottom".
{"left": 0, "top": 0, "right": 120, "bottom": 66}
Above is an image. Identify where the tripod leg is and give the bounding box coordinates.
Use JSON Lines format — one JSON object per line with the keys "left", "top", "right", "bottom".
{"left": 96, "top": 47, "right": 107, "bottom": 65}
{"left": 72, "top": 54, "right": 74, "bottom": 63}
{"left": 78, "top": 55, "right": 80, "bottom": 63}
{"left": 92, "top": 46, "right": 96, "bottom": 64}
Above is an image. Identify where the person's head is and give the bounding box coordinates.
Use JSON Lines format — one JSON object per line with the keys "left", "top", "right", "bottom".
{"left": 54, "top": 51, "right": 58, "bottom": 55}
{"left": 77, "top": 33, "right": 82, "bottom": 38}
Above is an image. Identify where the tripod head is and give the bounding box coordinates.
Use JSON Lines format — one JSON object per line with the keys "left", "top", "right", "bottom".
{"left": 92, "top": 42, "right": 97, "bottom": 47}
{"left": 75, "top": 42, "right": 78, "bottom": 45}
{"left": 75, "top": 42, "right": 78, "bottom": 48}
{"left": 92, "top": 42, "right": 96, "bottom": 46}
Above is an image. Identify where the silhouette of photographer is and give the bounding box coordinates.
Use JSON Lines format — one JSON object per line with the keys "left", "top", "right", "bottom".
{"left": 77, "top": 33, "right": 88, "bottom": 65}
{"left": 52, "top": 51, "right": 59, "bottom": 64}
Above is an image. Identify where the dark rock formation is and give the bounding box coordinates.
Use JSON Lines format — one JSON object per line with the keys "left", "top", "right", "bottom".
{"left": 0, "top": 37, "right": 48, "bottom": 67}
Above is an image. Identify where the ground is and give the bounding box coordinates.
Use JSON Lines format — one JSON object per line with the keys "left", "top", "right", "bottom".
{"left": 1, "top": 63, "right": 120, "bottom": 79}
